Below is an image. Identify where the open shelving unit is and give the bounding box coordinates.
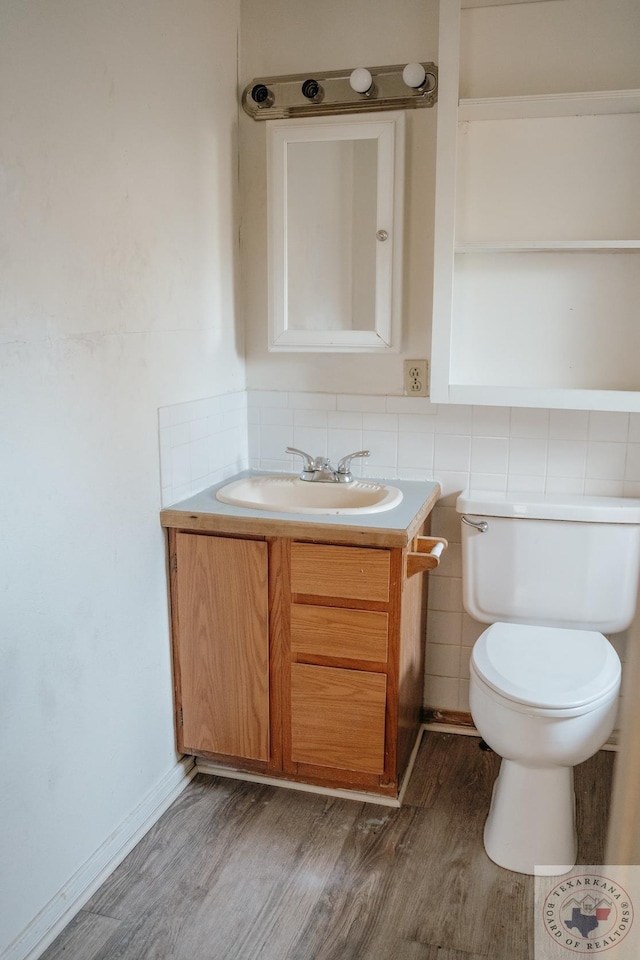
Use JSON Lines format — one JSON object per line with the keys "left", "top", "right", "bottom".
{"left": 431, "top": 0, "right": 640, "bottom": 411}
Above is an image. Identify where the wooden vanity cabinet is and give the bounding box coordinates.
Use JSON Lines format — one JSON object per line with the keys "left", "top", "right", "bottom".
{"left": 166, "top": 523, "right": 431, "bottom": 800}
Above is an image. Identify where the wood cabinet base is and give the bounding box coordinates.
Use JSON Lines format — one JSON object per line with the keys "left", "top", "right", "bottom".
{"left": 167, "top": 524, "right": 431, "bottom": 801}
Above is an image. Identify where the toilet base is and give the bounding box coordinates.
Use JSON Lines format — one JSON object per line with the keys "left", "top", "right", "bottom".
{"left": 484, "top": 759, "right": 577, "bottom": 875}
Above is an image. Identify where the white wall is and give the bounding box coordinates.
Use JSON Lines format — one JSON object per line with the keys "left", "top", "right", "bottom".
{"left": 459, "top": 0, "right": 640, "bottom": 99}
{"left": 0, "top": 1, "right": 243, "bottom": 956}
{"left": 239, "top": 0, "right": 438, "bottom": 394}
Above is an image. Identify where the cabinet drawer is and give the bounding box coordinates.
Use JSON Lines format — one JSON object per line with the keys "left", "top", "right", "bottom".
{"left": 290, "top": 543, "right": 390, "bottom": 602}
{"left": 290, "top": 663, "right": 386, "bottom": 774}
{"left": 291, "top": 604, "right": 388, "bottom": 663}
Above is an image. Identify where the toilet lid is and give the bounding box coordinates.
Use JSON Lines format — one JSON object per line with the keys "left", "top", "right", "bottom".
{"left": 472, "top": 623, "right": 621, "bottom": 710}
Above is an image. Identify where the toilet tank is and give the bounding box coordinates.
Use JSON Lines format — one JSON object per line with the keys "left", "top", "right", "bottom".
{"left": 457, "top": 491, "right": 640, "bottom": 632}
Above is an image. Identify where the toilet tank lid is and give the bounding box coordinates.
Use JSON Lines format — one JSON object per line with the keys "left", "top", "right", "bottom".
{"left": 457, "top": 489, "right": 640, "bottom": 523}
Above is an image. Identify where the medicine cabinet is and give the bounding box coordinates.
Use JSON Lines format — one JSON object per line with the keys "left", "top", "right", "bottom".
{"left": 267, "top": 112, "right": 405, "bottom": 352}
{"left": 431, "top": 0, "right": 640, "bottom": 411}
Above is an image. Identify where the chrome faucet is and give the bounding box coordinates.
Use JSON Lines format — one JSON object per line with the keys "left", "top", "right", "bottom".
{"left": 286, "top": 447, "right": 370, "bottom": 483}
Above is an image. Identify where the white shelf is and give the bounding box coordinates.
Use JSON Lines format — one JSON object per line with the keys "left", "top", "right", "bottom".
{"left": 459, "top": 89, "right": 640, "bottom": 122}
{"left": 447, "top": 384, "right": 640, "bottom": 413}
{"left": 455, "top": 241, "right": 640, "bottom": 254}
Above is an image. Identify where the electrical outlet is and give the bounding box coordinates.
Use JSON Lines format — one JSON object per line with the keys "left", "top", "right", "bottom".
{"left": 404, "top": 359, "right": 429, "bottom": 396}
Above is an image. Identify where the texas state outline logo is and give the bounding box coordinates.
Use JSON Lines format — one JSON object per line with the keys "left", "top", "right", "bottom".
{"left": 542, "top": 873, "right": 634, "bottom": 954}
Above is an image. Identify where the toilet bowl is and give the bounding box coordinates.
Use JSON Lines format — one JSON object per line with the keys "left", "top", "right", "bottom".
{"left": 456, "top": 489, "right": 640, "bottom": 876}
{"left": 469, "top": 622, "right": 620, "bottom": 875}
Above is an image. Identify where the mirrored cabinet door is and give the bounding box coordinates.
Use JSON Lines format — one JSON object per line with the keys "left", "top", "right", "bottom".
{"left": 267, "top": 112, "right": 405, "bottom": 352}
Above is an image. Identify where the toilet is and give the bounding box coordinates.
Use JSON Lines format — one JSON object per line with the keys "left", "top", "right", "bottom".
{"left": 456, "top": 489, "right": 640, "bottom": 875}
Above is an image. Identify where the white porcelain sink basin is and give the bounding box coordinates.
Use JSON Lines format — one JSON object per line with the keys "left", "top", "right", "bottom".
{"left": 216, "top": 475, "right": 403, "bottom": 515}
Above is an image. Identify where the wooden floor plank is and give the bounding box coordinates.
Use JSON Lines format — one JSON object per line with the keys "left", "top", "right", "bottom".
{"left": 285, "top": 735, "right": 532, "bottom": 960}
{"left": 404, "top": 732, "right": 500, "bottom": 811}
{"left": 36, "top": 910, "right": 125, "bottom": 960}
{"left": 169, "top": 789, "right": 362, "bottom": 960}
{"left": 81, "top": 785, "right": 361, "bottom": 960}
{"left": 284, "top": 803, "right": 422, "bottom": 960}
{"left": 219, "top": 798, "right": 362, "bottom": 960}
{"left": 575, "top": 748, "right": 615, "bottom": 864}
{"left": 39, "top": 733, "right": 613, "bottom": 960}
{"left": 383, "top": 947, "right": 486, "bottom": 960}
{"left": 85, "top": 775, "right": 275, "bottom": 921}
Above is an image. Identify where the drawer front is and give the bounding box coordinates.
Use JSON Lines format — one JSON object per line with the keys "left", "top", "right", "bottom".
{"left": 290, "top": 663, "right": 386, "bottom": 774}
{"left": 290, "top": 543, "right": 390, "bottom": 602}
{"left": 291, "top": 604, "right": 388, "bottom": 663}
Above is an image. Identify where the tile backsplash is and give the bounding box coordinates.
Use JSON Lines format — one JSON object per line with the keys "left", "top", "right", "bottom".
{"left": 158, "top": 392, "right": 249, "bottom": 507}
{"left": 159, "top": 389, "right": 638, "bottom": 727}
{"left": 248, "top": 392, "right": 640, "bottom": 500}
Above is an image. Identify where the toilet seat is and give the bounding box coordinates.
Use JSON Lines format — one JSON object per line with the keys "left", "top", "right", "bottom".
{"left": 472, "top": 622, "right": 620, "bottom": 713}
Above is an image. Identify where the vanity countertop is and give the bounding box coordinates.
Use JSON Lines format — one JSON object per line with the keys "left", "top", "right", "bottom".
{"left": 160, "top": 471, "right": 441, "bottom": 548}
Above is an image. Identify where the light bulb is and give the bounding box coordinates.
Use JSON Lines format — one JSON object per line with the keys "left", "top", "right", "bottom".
{"left": 349, "top": 67, "right": 373, "bottom": 95}
{"left": 402, "top": 62, "right": 427, "bottom": 89}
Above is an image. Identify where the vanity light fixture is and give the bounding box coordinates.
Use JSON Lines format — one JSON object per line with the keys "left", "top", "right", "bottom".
{"left": 241, "top": 61, "right": 437, "bottom": 120}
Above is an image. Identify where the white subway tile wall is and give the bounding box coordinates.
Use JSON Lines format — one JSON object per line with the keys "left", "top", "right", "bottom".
{"left": 158, "top": 392, "right": 249, "bottom": 507}
{"left": 248, "top": 392, "right": 639, "bottom": 722}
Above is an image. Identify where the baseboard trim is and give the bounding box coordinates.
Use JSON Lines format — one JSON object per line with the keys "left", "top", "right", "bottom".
{"left": 2, "top": 756, "right": 196, "bottom": 960}
{"left": 195, "top": 759, "right": 402, "bottom": 807}
{"left": 423, "top": 708, "right": 476, "bottom": 729}
{"left": 397, "top": 726, "right": 427, "bottom": 805}
{"left": 424, "top": 721, "right": 482, "bottom": 738}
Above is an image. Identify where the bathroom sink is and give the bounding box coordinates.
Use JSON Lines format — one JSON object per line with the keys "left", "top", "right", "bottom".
{"left": 215, "top": 475, "right": 403, "bottom": 515}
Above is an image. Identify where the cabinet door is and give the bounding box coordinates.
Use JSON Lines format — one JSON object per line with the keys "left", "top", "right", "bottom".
{"left": 290, "top": 663, "right": 386, "bottom": 774}
{"left": 174, "top": 533, "right": 269, "bottom": 761}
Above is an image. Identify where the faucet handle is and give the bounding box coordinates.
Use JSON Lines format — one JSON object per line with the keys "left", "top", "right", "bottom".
{"left": 286, "top": 446, "right": 315, "bottom": 472}
{"left": 337, "top": 449, "right": 370, "bottom": 478}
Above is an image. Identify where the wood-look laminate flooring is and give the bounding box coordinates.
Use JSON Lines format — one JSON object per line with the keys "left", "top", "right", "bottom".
{"left": 41, "top": 733, "right": 613, "bottom": 960}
